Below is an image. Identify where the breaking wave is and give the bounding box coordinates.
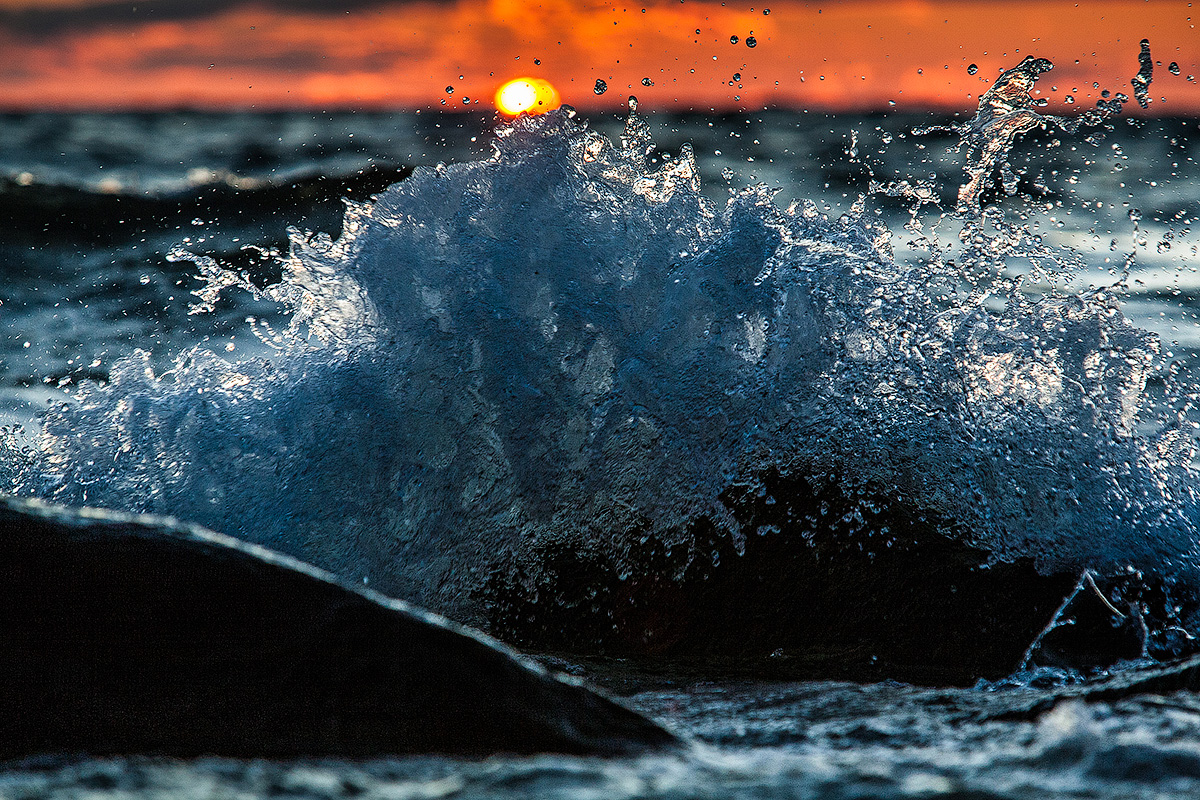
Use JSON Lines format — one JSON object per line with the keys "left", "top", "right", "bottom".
{"left": 5, "top": 65, "right": 1200, "bottom": 649}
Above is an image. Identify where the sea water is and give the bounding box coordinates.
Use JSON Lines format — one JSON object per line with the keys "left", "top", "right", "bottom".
{"left": 3, "top": 58, "right": 1200, "bottom": 796}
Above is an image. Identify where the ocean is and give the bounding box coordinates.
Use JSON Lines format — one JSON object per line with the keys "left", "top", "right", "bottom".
{"left": 3, "top": 76, "right": 1200, "bottom": 797}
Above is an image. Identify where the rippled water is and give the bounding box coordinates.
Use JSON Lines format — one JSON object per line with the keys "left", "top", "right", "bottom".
{"left": 8, "top": 681, "right": 1200, "bottom": 799}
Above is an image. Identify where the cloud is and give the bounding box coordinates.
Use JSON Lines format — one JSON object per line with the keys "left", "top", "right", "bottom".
{"left": 0, "top": 0, "right": 413, "bottom": 35}
{"left": 0, "top": 0, "right": 1195, "bottom": 114}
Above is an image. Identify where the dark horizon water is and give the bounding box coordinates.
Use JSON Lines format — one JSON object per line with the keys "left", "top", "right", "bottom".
{"left": 3, "top": 107, "right": 1200, "bottom": 797}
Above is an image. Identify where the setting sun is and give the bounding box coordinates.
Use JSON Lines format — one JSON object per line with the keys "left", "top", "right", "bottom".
{"left": 495, "top": 78, "right": 560, "bottom": 116}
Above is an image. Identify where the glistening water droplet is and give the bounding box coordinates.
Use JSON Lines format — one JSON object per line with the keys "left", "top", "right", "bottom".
{"left": 1131, "top": 39, "right": 1154, "bottom": 109}
{"left": 594, "top": 79, "right": 608, "bottom": 95}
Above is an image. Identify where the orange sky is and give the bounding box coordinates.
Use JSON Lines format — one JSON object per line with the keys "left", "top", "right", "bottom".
{"left": 0, "top": 0, "right": 1196, "bottom": 114}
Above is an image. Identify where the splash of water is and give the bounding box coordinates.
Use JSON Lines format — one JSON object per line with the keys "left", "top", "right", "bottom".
{"left": 1131, "top": 39, "right": 1154, "bottom": 109}
{"left": 5, "top": 74, "right": 1198, "bottom": 635}
{"left": 955, "top": 55, "right": 1056, "bottom": 214}
{"left": 949, "top": 44, "right": 1149, "bottom": 216}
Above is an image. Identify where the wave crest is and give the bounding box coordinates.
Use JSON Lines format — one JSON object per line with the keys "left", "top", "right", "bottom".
{"left": 8, "top": 107, "right": 1199, "bottom": 640}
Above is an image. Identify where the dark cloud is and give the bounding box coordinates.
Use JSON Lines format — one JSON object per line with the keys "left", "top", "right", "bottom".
{"left": 0, "top": 0, "right": 425, "bottom": 36}
{"left": 130, "top": 46, "right": 416, "bottom": 73}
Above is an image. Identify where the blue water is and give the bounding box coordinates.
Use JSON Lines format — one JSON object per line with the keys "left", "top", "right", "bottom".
{"left": 6, "top": 105, "right": 1200, "bottom": 618}
{"left": 8, "top": 684, "right": 1200, "bottom": 798}
{"left": 2, "top": 78, "right": 1200, "bottom": 796}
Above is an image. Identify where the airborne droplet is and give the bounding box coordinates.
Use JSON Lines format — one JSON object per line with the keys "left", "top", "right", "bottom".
{"left": 730, "top": 35, "right": 739, "bottom": 44}
{"left": 1169, "top": 62, "right": 1181, "bottom": 76}
{"left": 642, "top": 77, "right": 654, "bottom": 86}
{"left": 967, "top": 64, "right": 978, "bottom": 75}
{"left": 1131, "top": 38, "right": 1153, "bottom": 109}
{"left": 594, "top": 79, "right": 608, "bottom": 95}
{"left": 445, "top": 86, "right": 454, "bottom": 95}
{"left": 746, "top": 36, "right": 757, "bottom": 48}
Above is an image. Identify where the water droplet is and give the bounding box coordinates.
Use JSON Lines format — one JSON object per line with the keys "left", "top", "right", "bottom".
{"left": 593, "top": 79, "right": 608, "bottom": 95}
{"left": 1065, "top": 95, "right": 1075, "bottom": 104}
{"left": 746, "top": 36, "right": 757, "bottom": 48}
{"left": 967, "top": 63, "right": 978, "bottom": 75}
{"left": 534, "top": 59, "right": 541, "bottom": 65}
{"left": 730, "top": 35, "right": 739, "bottom": 44}
{"left": 1169, "top": 62, "right": 1181, "bottom": 76}
{"left": 641, "top": 77, "right": 654, "bottom": 86}
{"left": 444, "top": 85, "right": 454, "bottom": 94}
{"left": 1131, "top": 39, "right": 1153, "bottom": 108}
{"left": 627, "top": 96, "right": 638, "bottom": 112}
{"left": 732, "top": 72, "right": 742, "bottom": 81}
{"left": 763, "top": 7, "right": 770, "bottom": 13}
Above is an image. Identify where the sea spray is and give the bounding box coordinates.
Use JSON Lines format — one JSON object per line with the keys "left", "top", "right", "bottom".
{"left": 6, "top": 79, "right": 1200, "bottom": 650}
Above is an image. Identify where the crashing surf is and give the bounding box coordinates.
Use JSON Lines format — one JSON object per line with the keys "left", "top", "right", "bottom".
{"left": 4, "top": 53, "right": 1198, "bottom": 682}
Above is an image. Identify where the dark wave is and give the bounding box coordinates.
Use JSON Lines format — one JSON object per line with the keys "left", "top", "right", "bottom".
{"left": 0, "top": 164, "right": 410, "bottom": 247}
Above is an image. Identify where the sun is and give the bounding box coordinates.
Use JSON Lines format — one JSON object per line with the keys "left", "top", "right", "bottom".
{"left": 495, "top": 78, "right": 560, "bottom": 116}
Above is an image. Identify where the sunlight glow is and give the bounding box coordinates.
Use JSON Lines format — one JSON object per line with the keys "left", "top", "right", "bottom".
{"left": 495, "top": 78, "right": 560, "bottom": 115}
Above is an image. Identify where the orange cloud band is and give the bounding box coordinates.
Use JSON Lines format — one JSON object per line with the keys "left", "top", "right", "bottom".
{"left": 0, "top": 0, "right": 1196, "bottom": 114}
